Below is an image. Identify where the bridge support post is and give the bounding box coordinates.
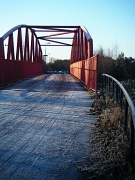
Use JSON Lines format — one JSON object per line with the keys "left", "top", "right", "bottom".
{"left": 0, "top": 38, "right": 4, "bottom": 59}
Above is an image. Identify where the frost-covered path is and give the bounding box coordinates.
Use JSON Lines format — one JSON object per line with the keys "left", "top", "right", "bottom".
{"left": 0, "top": 74, "right": 95, "bottom": 180}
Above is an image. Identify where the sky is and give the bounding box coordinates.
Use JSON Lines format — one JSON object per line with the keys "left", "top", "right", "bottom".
{"left": 0, "top": 0, "right": 135, "bottom": 60}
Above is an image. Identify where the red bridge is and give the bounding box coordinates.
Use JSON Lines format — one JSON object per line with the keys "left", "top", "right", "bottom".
{"left": 0, "top": 25, "right": 98, "bottom": 179}
{"left": 0, "top": 25, "right": 135, "bottom": 179}
{"left": 0, "top": 25, "right": 98, "bottom": 91}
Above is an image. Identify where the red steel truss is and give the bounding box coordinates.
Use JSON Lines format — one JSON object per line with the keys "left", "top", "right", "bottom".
{"left": 70, "top": 26, "right": 98, "bottom": 91}
{"left": 0, "top": 25, "right": 44, "bottom": 87}
{"left": 0, "top": 25, "right": 98, "bottom": 90}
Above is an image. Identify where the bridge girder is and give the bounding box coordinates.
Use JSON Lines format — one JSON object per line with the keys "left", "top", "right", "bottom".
{"left": 0, "top": 25, "right": 93, "bottom": 62}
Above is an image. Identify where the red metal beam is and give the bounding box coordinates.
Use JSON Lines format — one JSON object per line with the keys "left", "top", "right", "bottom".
{"left": 41, "top": 44, "right": 72, "bottom": 46}
{"left": 16, "top": 28, "right": 23, "bottom": 61}
{"left": 42, "top": 37, "right": 73, "bottom": 39}
{"left": 24, "top": 28, "right": 30, "bottom": 61}
{"left": 7, "top": 33, "right": 15, "bottom": 60}
{"left": 44, "top": 39, "right": 72, "bottom": 46}
{"left": 38, "top": 31, "right": 73, "bottom": 39}
{"left": 0, "top": 38, "right": 5, "bottom": 59}
{"left": 28, "top": 25, "right": 79, "bottom": 29}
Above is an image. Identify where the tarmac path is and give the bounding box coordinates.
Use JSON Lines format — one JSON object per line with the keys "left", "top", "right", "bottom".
{"left": 0, "top": 74, "right": 95, "bottom": 180}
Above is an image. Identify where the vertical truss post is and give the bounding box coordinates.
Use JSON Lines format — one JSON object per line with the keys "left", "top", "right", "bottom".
{"left": 30, "top": 32, "right": 34, "bottom": 62}
{"left": 7, "top": 33, "right": 15, "bottom": 60}
{"left": 24, "top": 28, "right": 29, "bottom": 61}
{"left": 16, "top": 28, "right": 23, "bottom": 61}
{"left": 0, "top": 38, "right": 5, "bottom": 59}
{"left": 81, "top": 29, "right": 83, "bottom": 60}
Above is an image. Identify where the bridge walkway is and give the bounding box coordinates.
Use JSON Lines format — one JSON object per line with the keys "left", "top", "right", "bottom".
{"left": 0, "top": 74, "right": 96, "bottom": 179}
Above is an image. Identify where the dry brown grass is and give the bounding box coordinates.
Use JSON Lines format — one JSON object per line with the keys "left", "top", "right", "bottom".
{"left": 78, "top": 90, "right": 135, "bottom": 179}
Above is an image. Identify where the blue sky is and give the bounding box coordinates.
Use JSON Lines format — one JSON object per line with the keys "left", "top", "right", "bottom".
{"left": 0, "top": 0, "right": 135, "bottom": 59}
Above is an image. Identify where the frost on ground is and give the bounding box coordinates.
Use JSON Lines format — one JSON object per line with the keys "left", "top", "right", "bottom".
{"left": 78, "top": 90, "right": 135, "bottom": 179}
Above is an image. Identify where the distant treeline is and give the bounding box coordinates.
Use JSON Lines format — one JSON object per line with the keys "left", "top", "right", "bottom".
{"left": 98, "top": 53, "right": 135, "bottom": 82}
{"left": 43, "top": 48, "right": 135, "bottom": 82}
{"left": 43, "top": 59, "right": 70, "bottom": 73}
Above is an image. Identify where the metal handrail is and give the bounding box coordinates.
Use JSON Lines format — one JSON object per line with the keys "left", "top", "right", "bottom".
{"left": 102, "top": 74, "right": 135, "bottom": 163}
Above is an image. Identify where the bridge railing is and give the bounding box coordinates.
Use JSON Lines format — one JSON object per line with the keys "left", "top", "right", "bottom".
{"left": 70, "top": 55, "right": 98, "bottom": 91}
{"left": 102, "top": 74, "right": 135, "bottom": 163}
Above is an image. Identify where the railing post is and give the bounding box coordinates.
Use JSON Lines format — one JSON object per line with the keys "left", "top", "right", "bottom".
{"left": 108, "top": 78, "right": 111, "bottom": 92}
{"left": 116, "top": 84, "right": 118, "bottom": 101}
{"left": 130, "top": 115, "right": 134, "bottom": 164}
{"left": 104, "top": 76, "right": 106, "bottom": 90}
{"left": 124, "top": 99, "right": 128, "bottom": 131}
{"left": 120, "top": 89, "right": 123, "bottom": 109}
{"left": 112, "top": 80, "right": 114, "bottom": 95}
{"left": 101, "top": 75, "right": 104, "bottom": 89}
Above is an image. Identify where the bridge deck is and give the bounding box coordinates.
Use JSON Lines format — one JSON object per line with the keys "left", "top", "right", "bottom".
{"left": 0, "top": 74, "right": 95, "bottom": 180}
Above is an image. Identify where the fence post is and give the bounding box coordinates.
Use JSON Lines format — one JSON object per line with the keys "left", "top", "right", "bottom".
{"left": 124, "top": 99, "right": 128, "bottom": 131}
{"left": 130, "top": 115, "right": 134, "bottom": 164}
{"left": 120, "top": 89, "right": 123, "bottom": 109}
{"left": 103, "top": 76, "right": 106, "bottom": 90}
{"left": 108, "top": 78, "right": 111, "bottom": 92}
{"left": 101, "top": 75, "right": 104, "bottom": 89}
{"left": 116, "top": 84, "right": 118, "bottom": 101}
{"left": 112, "top": 80, "right": 114, "bottom": 95}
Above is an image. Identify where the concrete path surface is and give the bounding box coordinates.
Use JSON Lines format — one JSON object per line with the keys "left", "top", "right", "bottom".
{"left": 0, "top": 74, "right": 95, "bottom": 180}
